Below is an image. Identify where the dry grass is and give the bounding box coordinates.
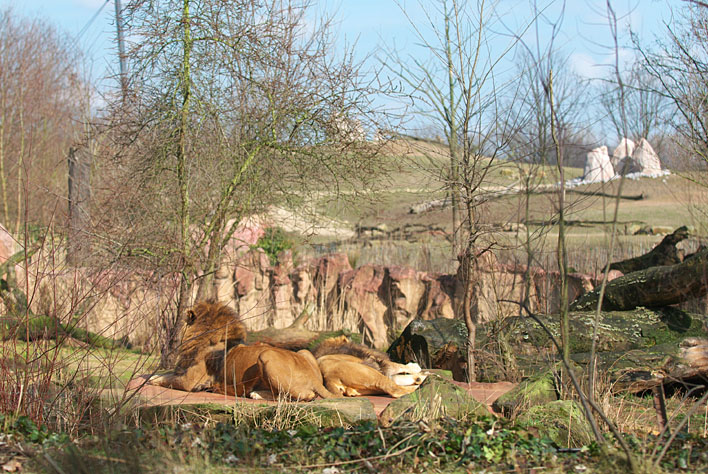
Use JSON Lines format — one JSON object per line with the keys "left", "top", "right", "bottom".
{"left": 601, "top": 390, "right": 708, "bottom": 439}
{"left": 231, "top": 393, "right": 336, "bottom": 432}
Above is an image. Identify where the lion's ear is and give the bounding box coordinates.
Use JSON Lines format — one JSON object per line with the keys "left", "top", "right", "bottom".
{"left": 186, "top": 310, "right": 197, "bottom": 325}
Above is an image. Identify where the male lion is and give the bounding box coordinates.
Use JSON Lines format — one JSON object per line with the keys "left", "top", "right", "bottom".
{"left": 317, "top": 354, "right": 418, "bottom": 398}
{"left": 150, "top": 300, "right": 247, "bottom": 392}
{"left": 211, "top": 343, "right": 337, "bottom": 401}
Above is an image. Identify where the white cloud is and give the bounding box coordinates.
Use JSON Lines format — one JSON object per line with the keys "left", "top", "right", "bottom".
{"left": 570, "top": 52, "right": 601, "bottom": 79}
{"left": 570, "top": 47, "right": 635, "bottom": 80}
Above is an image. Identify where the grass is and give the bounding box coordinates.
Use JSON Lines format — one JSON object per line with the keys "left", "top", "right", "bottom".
{"left": 3, "top": 339, "right": 156, "bottom": 390}
{"left": 298, "top": 167, "right": 707, "bottom": 277}
{"left": 294, "top": 141, "right": 706, "bottom": 278}
{"left": 1, "top": 337, "right": 706, "bottom": 474}
{"left": 21, "top": 398, "right": 708, "bottom": 473}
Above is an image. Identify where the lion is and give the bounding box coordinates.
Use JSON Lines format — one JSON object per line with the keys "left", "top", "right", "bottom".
{"left": 209, "top": 343, "right": 337, "bottom": 401}
{"left": 150, "top": 300, "right": 247, "bottom": 392}
{"left": 317, "top": 354, "right": 419, "bottom": 398}
{"left": 313, "top": 335, "right": 424, "bottom": 380}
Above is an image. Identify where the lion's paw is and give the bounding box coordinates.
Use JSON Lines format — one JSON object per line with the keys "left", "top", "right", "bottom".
{"left": 391, "top": 373, "right": 428, "bottom": 386}
{"left": 148, "top": 374, "right": 166, "bottom": 385}
{"left": 405, "top": 362, "right": 422, "bottom": 374}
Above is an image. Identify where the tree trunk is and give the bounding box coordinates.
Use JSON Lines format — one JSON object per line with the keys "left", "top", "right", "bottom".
{"left": 570, "top": 247, "right": 708, "bottom": 311}
{"left": 163, "top": 0, "right": 194, "bottom": 368}
{"left": 458, "top": 249, "right": 478, "bottom": 382}
{"left": 67, "top": 147, "right": 92, "bottom": 266}
{"left": 609, "top": 225, "right": 688, "bottom": 274}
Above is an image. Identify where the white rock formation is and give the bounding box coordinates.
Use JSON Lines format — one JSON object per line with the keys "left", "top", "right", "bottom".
{"left": 631, "top": 138, "right": 663, "bottom": 176}
{"left": 331, "top": 114, "right": 365, "bottom": 142}
{"left": 611, "top": 138, "right": 635, "bottom": 172}
{"left": 583, "top": 146, "right": 615, "bottom": 182}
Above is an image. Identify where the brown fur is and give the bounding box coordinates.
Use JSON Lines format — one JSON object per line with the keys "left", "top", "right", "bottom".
{"left": 213, "top": 343, "right": 337, "bottom": 401}
{"left": 313, "top": 336, "right": 418, "bottom": 377}
{"left": 317, "top": 354, "right": 417, "bottom": 398}
{"left": 150, "top": 300, "right": 246, "bottom": 392}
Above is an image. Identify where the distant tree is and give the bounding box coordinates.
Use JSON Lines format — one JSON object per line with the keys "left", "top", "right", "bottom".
{"left": 635, "top": 2, "right": 708, "bottom": 163}
{"left": 599, "top": 59, "right": 669, "bottom": 145}
{"left": 509, "top": 49, "right": 589, "bottom": 167}
{"left": 0, "top": 9, "right": 88, "bottom": 233}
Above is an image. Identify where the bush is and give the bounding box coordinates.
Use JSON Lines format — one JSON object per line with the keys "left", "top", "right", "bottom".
{"left": 255, "top": 227, "right": 294, "bottom": 265}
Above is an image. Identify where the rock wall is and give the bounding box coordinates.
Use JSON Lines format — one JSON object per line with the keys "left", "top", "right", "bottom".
{"left": 4, "top": 217, "right": 613, "bottom": 350}
{"left": 213, "top": 248, "right": 611, "bottom": 349}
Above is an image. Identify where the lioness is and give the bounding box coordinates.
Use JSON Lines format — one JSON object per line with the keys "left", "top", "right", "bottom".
{"left": 314, "top": 335, "right": 423, "bottom": 379}
{"left": 150, "top": 300, "right": 246, "bottom": 392}
{"left": 211, "top": 343, "right": 337, "bottom": 401}
{"left": 317, "top": 354, "right": 418, "bottom": 398}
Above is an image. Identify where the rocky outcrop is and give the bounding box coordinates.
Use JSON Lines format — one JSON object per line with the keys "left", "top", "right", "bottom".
{"left": 211, "top": 247, "right": 616, "bottom": 349}
{"left": 611, "top": 137, "right": 635, "bottom": 171}
{"left": 583, "top": 146, "right": 614, "bottom": 182}
{"left": 631, "top": 138, "right": 663, "bottom": 175}
{"left": 0, "top": 215, "right": 615, "bottom": 350}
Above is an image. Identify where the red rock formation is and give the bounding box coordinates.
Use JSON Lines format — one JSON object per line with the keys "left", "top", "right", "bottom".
{"left": 218, "top": 248, "right": 609, "bottom": 349}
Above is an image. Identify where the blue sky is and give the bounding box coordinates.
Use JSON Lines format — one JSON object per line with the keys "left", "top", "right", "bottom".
{"left": 0, "top": 0, "right": 688, "bottom": 136}
{"left": 0, "top": 0, "right": 685, "bottom": 80}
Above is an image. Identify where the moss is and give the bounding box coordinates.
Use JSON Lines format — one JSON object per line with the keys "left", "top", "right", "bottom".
{"left": 0, "top": 313, "right": 131, "bottom": 352}
{"left": 61, "top": 324, "right": 129, "bottom": 350}
{"left": 511, "top": 307, "right": 707, "bottom": 355}
{"left": 378, "top": 375, "right": 489, "bottom": 427}
{"left": 304, "top": 398, "right": 376, "bottom": 426}
{"left": 138, "top": 403, "right": 236, "bottom": 426}
{"left": 517, "top": 400, "right": 595, "bottom": 448}
{"left": 493, "top": 363, "right": 561, "bottom": 415}
{"left": 305, "top": 330, "right": 360, "bottom": 351}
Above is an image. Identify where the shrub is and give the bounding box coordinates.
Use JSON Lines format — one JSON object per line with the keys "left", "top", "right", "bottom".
{"left": 255, "top": 227, "right": 295, "bottom": 265}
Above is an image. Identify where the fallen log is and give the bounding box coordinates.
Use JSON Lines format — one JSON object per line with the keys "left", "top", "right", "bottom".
{"left": 387, "top": 309, "right": 708, "bottom": 393}
{"left": 570, "top": 247, "right": 708, "bottom": 312}
{"left": 609, "top": 225, "right": 688, "bottom": 274}
{"left": 536, "top": 188, "right": 646, "bottom": 201}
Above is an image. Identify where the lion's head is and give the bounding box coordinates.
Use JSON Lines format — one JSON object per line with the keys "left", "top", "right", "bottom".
{"left": 176, "top": 299, "right": 247, "bottom": 369}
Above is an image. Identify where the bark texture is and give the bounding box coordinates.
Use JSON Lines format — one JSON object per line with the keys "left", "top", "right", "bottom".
{"left": 609, "top": 225, "right": 688, "bottom": 274}
{"left": 570, "top": 246, "right": 708, "bottom": 311}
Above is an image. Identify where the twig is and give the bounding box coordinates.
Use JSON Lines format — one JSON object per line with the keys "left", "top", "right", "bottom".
{"left": 650, "top": 383, "right": 705, "bottom": 458}
{"left": 43, "top": 452, "right": 68, "bottom": 474}
{"left": 653, "top": 389, "right": 708, "bottom": 468}
{"left": 502, "top": 299, "right": 638, "bottom": 472}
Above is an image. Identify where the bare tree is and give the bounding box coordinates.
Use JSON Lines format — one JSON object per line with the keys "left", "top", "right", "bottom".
{"left": 599, "top": 58, "right": 669, "bottom": 144}
{"left": 97, "top": 0, "right": 385, "bottom": 365}
{"left": 634, "top": 2, "right": 708, "bottom": 163}
{"left": 385, "top": 0, "right": 529, "bottom": 381}
{"left": 0, "top": 9, "right": 88, "bottom": 233}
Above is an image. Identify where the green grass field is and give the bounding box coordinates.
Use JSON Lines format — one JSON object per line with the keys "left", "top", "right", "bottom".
{"left": 297, "top": 141, "right": 708, "bottom": 274}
